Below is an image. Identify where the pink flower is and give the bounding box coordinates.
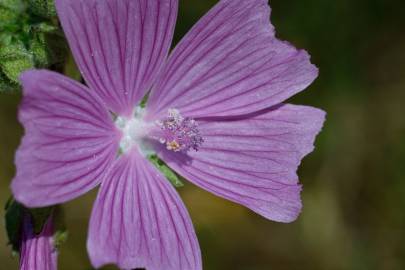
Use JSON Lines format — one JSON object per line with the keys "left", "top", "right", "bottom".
{"left": 11, "top": 0, "right": 325, "bottom": 269}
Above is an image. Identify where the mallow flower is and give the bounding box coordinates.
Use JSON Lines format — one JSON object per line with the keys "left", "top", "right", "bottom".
{"left": 11, "top": 0, "right": 325, "bottom": 269}
{"left": 19, "top": 215, "right": 57, "bottom": 270}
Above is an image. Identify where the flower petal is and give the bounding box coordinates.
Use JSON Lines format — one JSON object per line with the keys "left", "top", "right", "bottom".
{"left": 20, "top": 215, "right": 57, "bottom": 270}
{"left": 56, "top": 0, "right": 178, "bottom": 115}
{"left": 147, "top": 0, "right": 318, "bottom": 119}
{"left": 159, "top": 104, "right": 325, "bottom": 222}
{"left": 11, "top": 70, "right": 119, "bottom": 207}
{"left": 87, "top": 151, "right": 201, "bottom": 270}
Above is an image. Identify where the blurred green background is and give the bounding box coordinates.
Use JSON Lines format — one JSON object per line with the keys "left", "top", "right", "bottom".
{"left": 1, "top": 0, "right": 405, "bottom": 269}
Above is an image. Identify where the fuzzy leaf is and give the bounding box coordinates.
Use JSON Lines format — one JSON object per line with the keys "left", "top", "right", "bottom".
{"left": 0, "top": 0, "right": 25, "bottom": 12}
{"left": 0, "top": 41, "right": 34, "bottom": 83}
{"left": 28, "top": 22, "right": 67, "bottom": 67}
{"left": 0, "top": 0, "right": 25, "bottom": 29}
{"left": 0, "top": 6, "right": 17, "bottom": 28}
{"left": 30, "top": 31, "right": 48, "bottom": 66}
{"left": 41, "top": 31, "right": 67, "bottom": 65}
{"left": 28, "top": 0, "right": 56, "bottom": 18}
{"left": 0, "top": 70, "right": 19, "bottom": 92}
{"left": 34, "top": 21, "right": 58, "bottom": 33}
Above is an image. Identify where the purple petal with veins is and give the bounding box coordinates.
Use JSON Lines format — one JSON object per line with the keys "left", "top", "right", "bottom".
{"left": 11, "top": 0, "right": 325, "bottom": 269}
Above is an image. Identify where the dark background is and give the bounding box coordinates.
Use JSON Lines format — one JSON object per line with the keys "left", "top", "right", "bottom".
{"left": 1, "top": 0, "right": 405, "bottom": 269}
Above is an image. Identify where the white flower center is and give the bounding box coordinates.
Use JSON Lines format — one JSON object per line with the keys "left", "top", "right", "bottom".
{"left": 115, "top": 107, "right": 154, "bottom": 155}
{"left": 115, "top": 107, "right": 203, "bottom": 155}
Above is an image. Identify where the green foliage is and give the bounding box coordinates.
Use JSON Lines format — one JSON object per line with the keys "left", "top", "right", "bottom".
{"left": 0, "top": 40, "right": 35, "bottom": 83}
{"left": 0, "top": 0, "right": 67, "bottom": 92}
{"left": 0, "top": 71, "right": 19, "bottom": 92}
{"left": 148, "top": 154, "right": 184, "bottom": 187}
{"left": 0, "top": 0, "right": 25, "bottom": 16}
{"left": 0, "top": 1, "right": 21, "bottom": 29}
{"left": 30, "top": 23, "right": 67, "bottom": 67}
{"left": 28, "top": 0, "right": 56, "bottom": 18}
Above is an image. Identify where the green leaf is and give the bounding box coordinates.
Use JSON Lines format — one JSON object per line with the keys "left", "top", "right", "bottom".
{"left": 0, "top": 32, "right": 13, "bottom": 46}
{"left": 34, "top": 21, "right": 58, "bottom": 33}
{"left": 28, "top": 0, "right": 56, "bottom": 18}
{"left": 148, "top": 154, "right": 184, "bottom": 187}
{"left": 0, "top": 0, "right": 25, "bottom": 12}
{"left": 0, "top": 40, "right": 34, "bottom": 83}
{"left": 0, "top": 0, "right": 26, "bottom": 30}
{"left": 0, "top": 70, "right": 19, "bottom": 92}
{"left": 27, "top": 21, "right": 67, "bottom": 68}
{"left": 41, "top": 31, "right": 67, "bottom": 66}
{"left": 0, "top": 6, "right": 17, "bottom": 28}
{"left": 30, "top": 31, "right": 48, "bottom": 67}
{"left": 4, "top": 198, "right": 24, "bottom": 253}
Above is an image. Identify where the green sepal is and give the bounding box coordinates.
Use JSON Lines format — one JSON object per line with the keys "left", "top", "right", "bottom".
{"left": 4, "top": 197, "right": 68, "bottom": 255}
{"left": 4, "top": 198, "right": 24, "bottom": 253}
{"left": 30, "top": 206, "right": 54, "bottom": 234}
{"left": 0, "top": 40, "right": 34, "bottom": 83}
{"left": 139, "top": 92, "right": 150, "bottom": 108}
{"left": 53, "top": 230, "right": 68, "bottom": 249}
{"left": 148, "top": 154, "right": 184, "bottom": 187}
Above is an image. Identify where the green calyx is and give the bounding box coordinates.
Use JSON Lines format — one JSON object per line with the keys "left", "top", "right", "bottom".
{"left": 4, "top": 197, "right": 67, "bottom": 254}
{"left": 4, "top": 199, "right": 23, "bottom": 253}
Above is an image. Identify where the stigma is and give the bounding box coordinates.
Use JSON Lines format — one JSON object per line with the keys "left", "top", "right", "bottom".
{"left": 155, "top": 109, "right": 203, "bottom": 152}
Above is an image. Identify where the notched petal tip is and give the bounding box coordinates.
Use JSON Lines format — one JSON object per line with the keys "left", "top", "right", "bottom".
{"left": 159, "top": 104, "right": 324, "bottom": 223}
{"left": 259, "top": 184, "right": 303, "bottom": 223}
{"left": 12, "top": 70, "right": 118, "bottom": 208}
